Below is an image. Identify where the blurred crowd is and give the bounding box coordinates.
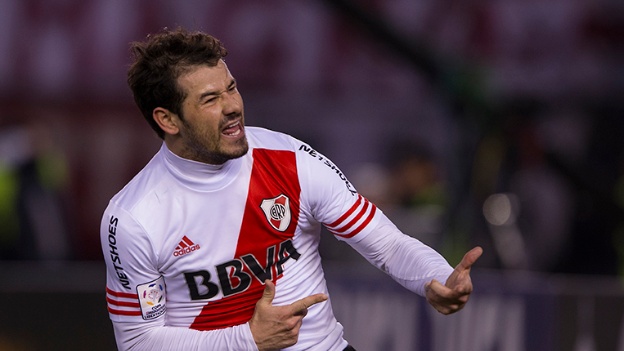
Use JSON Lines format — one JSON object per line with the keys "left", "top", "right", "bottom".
{"left": 1, "top": 0, "right": 623, "bottom": 278}
{"left": 0, "top": 116, "right": 71, "bottom": 260}
{"left": 323, "top": 102, "right": 624, "bottom": 277}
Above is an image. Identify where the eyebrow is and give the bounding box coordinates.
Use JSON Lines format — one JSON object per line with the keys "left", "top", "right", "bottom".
{"left": 197, "top": 78, "right": 237, "bottom": 102}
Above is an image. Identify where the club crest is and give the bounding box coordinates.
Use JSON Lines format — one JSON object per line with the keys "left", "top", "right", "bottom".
{"left": 260, "top": 194, "right": 291, "bottom": 232}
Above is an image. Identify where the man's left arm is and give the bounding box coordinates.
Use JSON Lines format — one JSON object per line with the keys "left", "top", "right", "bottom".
{"left": 345, "top": 215, "right": 482, "bottom": 314}
{"left": 293, "top": 140, "right": 482, "bottom": 314}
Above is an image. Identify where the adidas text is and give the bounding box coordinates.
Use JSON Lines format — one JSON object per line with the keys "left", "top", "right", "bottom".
{"left": 174, "top": 244, "right": 200, "bottom": 257}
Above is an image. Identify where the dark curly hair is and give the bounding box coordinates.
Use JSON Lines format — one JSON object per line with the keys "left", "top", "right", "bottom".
{"left": 127, "top": 28, "right": 228, "bottom": 139}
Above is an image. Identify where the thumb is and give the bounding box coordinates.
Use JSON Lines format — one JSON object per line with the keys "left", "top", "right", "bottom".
{"left": 259, "top": 280, "right": 275, "bottom": 305}
{"left": 457, "top": 246, "right": 483, "bottom": 272}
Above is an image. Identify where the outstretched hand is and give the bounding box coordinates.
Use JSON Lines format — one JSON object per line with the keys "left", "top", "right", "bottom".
{"left": 425, "top": 246, "right": 483, "bottom": 315}
{"left": 249, "top": 280, "right": 328, "bottom": 351}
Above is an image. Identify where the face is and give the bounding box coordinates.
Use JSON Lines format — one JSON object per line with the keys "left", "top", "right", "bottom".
{"left": 172, "top": 60, "right": 248, "bottom": 164}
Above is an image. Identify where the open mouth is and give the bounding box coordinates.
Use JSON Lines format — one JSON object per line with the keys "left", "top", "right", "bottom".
{"left": 222, "top": 121, "right": 243, "bottom": 137}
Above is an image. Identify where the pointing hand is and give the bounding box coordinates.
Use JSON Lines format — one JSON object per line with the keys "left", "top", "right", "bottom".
{"left": 250, "top": 280, "right": 328, "bottom": 350}
{"left": 425, "top": 246, "right": 483, "bottom": 314}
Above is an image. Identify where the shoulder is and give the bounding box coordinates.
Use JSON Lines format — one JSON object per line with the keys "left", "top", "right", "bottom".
{"left": 246, "top": 127, "right": 323, "bottom": 163}
{"left": 246, "top": 127, "right": 332, "bottom": 171}
{"left": 246, "top": 126, "right": 302, "bottom": 151}
{"left": 108, "top": 151, "right": 169, "bottom": 214}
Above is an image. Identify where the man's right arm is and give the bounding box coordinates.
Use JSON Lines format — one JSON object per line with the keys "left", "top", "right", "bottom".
{"left": 101, "top": 205, "right": 326, "bottom": 351}
{"left": 112, "top": 320, "right": 257, "bottom": 351}
{"left": 110, "top": 282, "right": 327, "bottom": 351}
{"left": 102, "top": 205, "right": 257, "bottom": 350}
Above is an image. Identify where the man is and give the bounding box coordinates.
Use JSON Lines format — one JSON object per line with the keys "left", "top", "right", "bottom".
{"left": 101, "top": 28, "right": 482, "bottom": 351}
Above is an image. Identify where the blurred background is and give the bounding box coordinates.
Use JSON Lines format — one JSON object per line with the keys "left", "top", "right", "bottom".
{"left": 0, "top": 0, "right": 623, "bottom": 350}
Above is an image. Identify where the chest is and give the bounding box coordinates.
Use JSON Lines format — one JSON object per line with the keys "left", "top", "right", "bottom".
{"left": 153, "top": 149, "right": 304, "bottom": 299}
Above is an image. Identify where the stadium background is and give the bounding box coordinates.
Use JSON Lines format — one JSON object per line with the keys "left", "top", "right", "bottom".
{"left": 0, "top": 0, "right": 623, "bottom": 350}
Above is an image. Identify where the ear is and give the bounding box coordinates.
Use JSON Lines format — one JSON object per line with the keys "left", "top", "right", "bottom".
{"left": 153, "top": 107, "right": 180, "bottom": 136}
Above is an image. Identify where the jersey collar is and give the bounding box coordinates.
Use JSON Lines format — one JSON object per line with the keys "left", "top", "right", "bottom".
{"left": 160, "top": 143, "right": 243, "bottom": 191}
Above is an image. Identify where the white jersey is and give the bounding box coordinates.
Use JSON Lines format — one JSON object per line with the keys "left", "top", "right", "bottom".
{"left": 101, "top": 127, "right": 454, "bottom": 351}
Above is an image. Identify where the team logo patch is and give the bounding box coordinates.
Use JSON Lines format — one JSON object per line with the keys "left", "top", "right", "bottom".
{"left": 137, "top": 276, "right": 166, "bottom": 320}
{"left": 260, "top": 194, "right": 291, "bottom": 232}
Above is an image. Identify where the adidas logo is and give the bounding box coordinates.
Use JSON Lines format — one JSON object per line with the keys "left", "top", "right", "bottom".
{"left": 173, "top": 236, "right": 200, "bottom": 257}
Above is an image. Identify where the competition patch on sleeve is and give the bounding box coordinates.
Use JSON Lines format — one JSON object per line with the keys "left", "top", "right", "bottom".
{"left": 137, "top": 276, "right": 167, "bottom": 320}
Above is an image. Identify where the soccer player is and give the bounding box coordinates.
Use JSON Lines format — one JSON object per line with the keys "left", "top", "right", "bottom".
{"left": 101, "top": 28, "right": 482, "bottom": 351}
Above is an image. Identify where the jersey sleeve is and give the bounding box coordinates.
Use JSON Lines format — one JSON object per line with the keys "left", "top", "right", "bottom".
{"left": 347, "top": 215, "right": 454, "bottom": 296}
{"left": 102, "top": 203, "right": 160, "bottom": 322}
{"left": 295, "top": 142, "right": 453, "bottom": 296}
{"left": 296, "top": 143, "right": 380, "bottom": 241}
{"left": 100, "top": 202, "right": 258, "bottom": 351}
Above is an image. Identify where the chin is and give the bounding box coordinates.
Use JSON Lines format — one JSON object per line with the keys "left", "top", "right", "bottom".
{"left": 232, "top": 137, "right": 249, "bottom": 156}
{"left": 230, "top": 144, "right": 249, "bottom": 159}
{"left": 214, "top": 141, "right": 249, "bottom": 163}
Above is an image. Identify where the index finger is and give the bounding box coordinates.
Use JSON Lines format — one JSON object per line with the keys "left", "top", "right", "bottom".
{"left": 291, "top": 293, "right": 328, "bottom": 315}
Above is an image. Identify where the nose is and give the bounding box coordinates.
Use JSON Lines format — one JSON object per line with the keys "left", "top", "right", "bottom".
{"left": 221, "top": 91, "right": 242, "bottom": 116}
